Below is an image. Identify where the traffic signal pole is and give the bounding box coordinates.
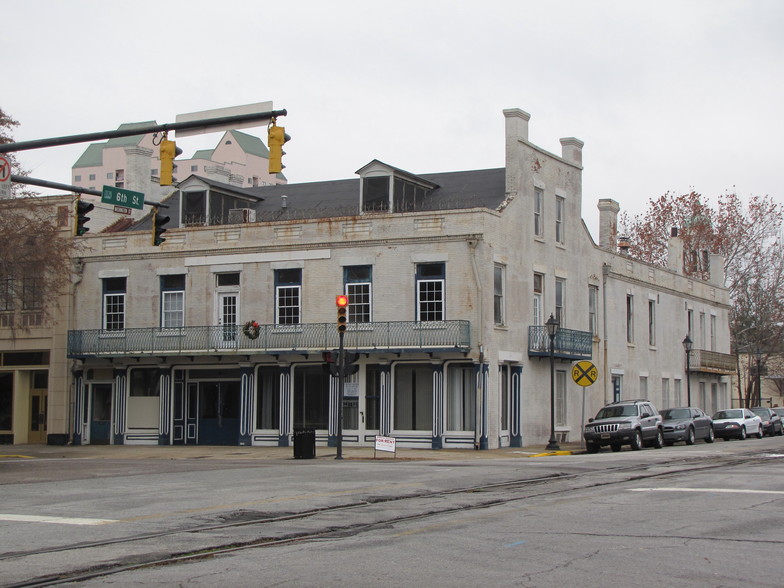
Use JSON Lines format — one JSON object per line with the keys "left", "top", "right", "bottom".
{"left": 0, "top": 109, "right": 288, "bottom": 154}
{"left": 336, "top": 331, "right": 346, "bottom": 460}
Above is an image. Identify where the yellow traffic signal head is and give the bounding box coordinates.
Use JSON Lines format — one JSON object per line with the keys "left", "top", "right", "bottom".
{"left": 268, "top": 119, "right": 290, "bottom": 174}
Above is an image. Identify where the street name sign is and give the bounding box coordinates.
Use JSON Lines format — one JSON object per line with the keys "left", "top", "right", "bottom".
{"left": 572, "top": 360, "right": 598, "bottom": 387}
{"left": 102, "top": 185, "right": 144, "bottom": 210}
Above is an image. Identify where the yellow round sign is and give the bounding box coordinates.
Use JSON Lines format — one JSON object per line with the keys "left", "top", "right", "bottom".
{"left": 572, "top": 361, "right": 598, "bottom": 387}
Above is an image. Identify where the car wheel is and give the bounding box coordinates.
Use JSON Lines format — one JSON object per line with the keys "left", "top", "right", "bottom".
{"left": 757, "top": 426, "right": 764, "bottom": 439}
{"left": 610, "top": 443, "right": 622, "bottom": 452}
{"left": 630, "top": 430, "right": 643, "bottom": 451}
{"left": 739, "top": 427, "right": 747, "bottom": 440}
{"left": 586, "top": 442, "right": 600, "bottom": 454}
{"left": 653, "top": 429, "right": 664, "bottom": 449}
{"left": 705, "top": 427, "right": 715, "bottom": 443}
{"left": 686, "top": 426, "right": 696, "bottom": 445}
{"left": 778, "top": 424, "right": 783, "bottom": 436}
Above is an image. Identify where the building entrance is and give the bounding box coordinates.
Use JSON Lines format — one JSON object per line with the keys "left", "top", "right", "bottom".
{"left": 90, "top": 383, "right": 113, "bottom": 444}
{"left": 28, "top": 371, "right": 49, "bottom": 444}
{"left": 197, "top": 381, "right": 241, "bottom": 445}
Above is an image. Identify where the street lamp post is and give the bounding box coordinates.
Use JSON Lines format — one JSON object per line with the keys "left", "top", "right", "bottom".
{"left": 754, "top": 351, "right": 763, "bottom": 407}
{"left": 546, "top": 314, "right": 560, "bottom": 451}
{"left": 682, "top": 334, "right": 693, "bottom": 406}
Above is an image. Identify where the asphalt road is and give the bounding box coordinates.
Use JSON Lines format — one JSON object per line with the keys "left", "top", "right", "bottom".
{"left": 1, "top": 437, "right": 783, "bottom": 587}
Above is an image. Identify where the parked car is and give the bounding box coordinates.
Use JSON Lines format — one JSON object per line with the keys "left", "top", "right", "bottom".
{"left": 660, "top": 407, "right": 714, "bottom": 445}
{"left": 583, "top": 399, "right": 663, "bottom": 453}
{"left": 772, "top": 407, "right": 784, "bottom": 422}
{"left": 750, "top": 407, "right": 783, "bottom": 436}
{"left": 711, "top": 408, "right": 763, "bottom": 440}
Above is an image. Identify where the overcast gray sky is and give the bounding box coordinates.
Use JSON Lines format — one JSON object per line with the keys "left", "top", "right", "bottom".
{"left": 4, "top": 0, "right": 783, "bottom": 238}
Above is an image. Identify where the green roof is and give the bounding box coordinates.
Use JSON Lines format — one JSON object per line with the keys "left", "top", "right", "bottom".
{"left": 228, "top": 129, "right": 270, "bottom": 157}
{"left": 73, "top": 121, "right": 156, "bottom": 168}
{"left": 105, "top": 121, "right": 155, "bottom": 148}
{"left": 192, "top": 148, "right": 215, "bottom": 160}
{"left": 73, "top": 143, "right": 105, "bottom": 168}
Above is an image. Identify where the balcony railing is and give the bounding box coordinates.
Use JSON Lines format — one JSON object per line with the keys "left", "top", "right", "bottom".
{"left": 691, "top": 349, "right": 736, "bottom": 375}
{"left": 527, "top": 326, "right": 593, "bottom": 360}
{"left": 67, "top": 321, "right": 471, "bottom": 359}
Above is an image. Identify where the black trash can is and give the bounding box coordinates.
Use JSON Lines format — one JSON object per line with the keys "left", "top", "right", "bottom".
{"left": 293, "top": 429, "right": 316, "bottom": 459}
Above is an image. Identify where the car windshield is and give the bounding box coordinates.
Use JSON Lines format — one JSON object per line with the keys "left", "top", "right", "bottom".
{"left": 595, "top": 405, "right": 639, "bottom": 419}
{"left": 661, "top": 409, "right": 690, "bottom": 420}
{"left": 714, "top": 409, "right": 743, "bottom": 420}
{"left": 750, "top": 408, "right": 768, "bottom": 417}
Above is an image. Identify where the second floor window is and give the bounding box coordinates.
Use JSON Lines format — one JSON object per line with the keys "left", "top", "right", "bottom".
{"left": 534, "top": 188, "right": 544, "bottom": 237}
{"left": 275, "top": 268, "right": 301, "bottom": 325}
{"left": 161, "top": 275, "right": 186, "bottom": 328}
{"left": 533, "top": 273, "right": 543, "bottom": 326}
{"left": 494, "top": 264, "right": 505, "bottom": 326}
{"left": 555, "top": 196, "right": 565, "bottom": 244}
{"left": 588, "top": 285, "right": 599, "bottom": 336}
{"left": 626, "top": 294, "right": 634, "bottom": 344}
{"left": 416, "top": 263, "right": 445, "bottom": 321}
{"left": 22, "top": 276, "right": 43, "bottom": 310}
{"left": 103, "top": 277, "right": 126, "bottom": 331}
{"left": 345, "top": 265, "right": 372, "bottom": 323}
{"left": 648, "top": 299, "right": 656, "bottom": 346}
{"left": 555, "top": 278, "right": 565, "bottom": 326}
{"left": 0, "top": 277, "right": 13, "bottom": 311}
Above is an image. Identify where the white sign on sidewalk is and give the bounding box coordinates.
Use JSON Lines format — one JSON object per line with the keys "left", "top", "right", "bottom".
{"left": 374, "top": 435, "right": 396, "bottom": 455}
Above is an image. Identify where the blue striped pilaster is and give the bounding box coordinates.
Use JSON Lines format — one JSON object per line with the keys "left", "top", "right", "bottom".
{"left": 510, "top": 365, "right": 523, "bottom": 447}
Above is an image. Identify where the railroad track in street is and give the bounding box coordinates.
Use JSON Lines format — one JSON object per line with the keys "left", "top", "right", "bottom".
{"left": 4, "top": 449, "right": 781, "bottom": 588}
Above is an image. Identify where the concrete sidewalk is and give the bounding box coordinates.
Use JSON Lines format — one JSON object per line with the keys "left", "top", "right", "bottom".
{"left": 0, "top": 442, "right": 584, "bottom": 461}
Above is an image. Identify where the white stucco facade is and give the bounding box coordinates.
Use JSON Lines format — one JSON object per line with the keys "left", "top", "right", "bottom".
{"left": 60, "top": 107, "right": 733, "bottom": 450}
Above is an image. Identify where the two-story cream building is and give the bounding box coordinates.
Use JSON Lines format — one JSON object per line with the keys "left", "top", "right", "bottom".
{"left": 62, "top": 107, "right": 735, "bottom": 449}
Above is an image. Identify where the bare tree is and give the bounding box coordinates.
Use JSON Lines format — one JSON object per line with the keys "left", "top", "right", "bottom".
{"left": 0, "top": 108, "right": 76, "bottom": 332}
{"left": 0, "top": 108, "right": 36, "bottom": 199}
{"left": 620, "top": 191, "right": 784, "bottom": 407}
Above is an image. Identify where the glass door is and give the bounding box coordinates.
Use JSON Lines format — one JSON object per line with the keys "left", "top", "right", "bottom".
{"left": 28, "top": 372, "right": 48, "bottom": 444}
{"left": 216, "top": 292, "right": 239, "bottom": 348}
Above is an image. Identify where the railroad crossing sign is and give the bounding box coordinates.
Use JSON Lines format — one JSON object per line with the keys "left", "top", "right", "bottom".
{"left": 572, "top": 360, "right": 598, "bottom": 387}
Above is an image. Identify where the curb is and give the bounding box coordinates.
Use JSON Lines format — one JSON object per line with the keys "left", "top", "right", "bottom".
{"left": 526, "top": 450, "right": 577, "bottom": 457}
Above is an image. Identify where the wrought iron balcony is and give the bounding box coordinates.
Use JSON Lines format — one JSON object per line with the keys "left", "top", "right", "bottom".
{"left": 690, "top": 349, "right": 736, "bottom": 375}
{"left": 528, "top": 325, "right": 593, "bottom": 361}
{"left": 67, "top": 320, "right": 471, "bottom": 359}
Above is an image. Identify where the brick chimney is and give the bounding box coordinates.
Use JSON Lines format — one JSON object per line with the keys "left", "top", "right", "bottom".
{"left": 667, "top": 227, "right": 684, "bottom": 274}
{"left": 503, "top": 109, "right": 530, "bottom": 197}
{"left": 597, "top": 199, "right": 620, "bottom": 251}
{"left": 560, "top": 137, "right": 584, "bottom": 166}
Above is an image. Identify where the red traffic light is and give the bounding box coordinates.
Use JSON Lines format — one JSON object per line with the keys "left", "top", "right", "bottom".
{"left": 336, "top": 294, "right": 348, "bottom": 307}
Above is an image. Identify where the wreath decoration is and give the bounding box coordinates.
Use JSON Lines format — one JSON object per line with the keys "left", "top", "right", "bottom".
{"left": 242, "top": 320, "right": 261, "bottom": 340}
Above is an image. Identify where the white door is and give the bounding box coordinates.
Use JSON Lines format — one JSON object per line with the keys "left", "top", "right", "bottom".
{"left": 216, "top": 292, "right": 239, "bottom": 348}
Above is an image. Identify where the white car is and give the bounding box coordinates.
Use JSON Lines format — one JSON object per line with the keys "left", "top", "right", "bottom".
{"left": 711, "top": 408, "right": 763, "bottom": 440}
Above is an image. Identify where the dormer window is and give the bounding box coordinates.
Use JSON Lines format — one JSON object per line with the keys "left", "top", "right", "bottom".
{"left": 362, "top": 177, "right": 390, "bottom": 212}
{"left": 180, "top": 183, "right": 258, "bottom": 227}
{"left": 358, "top": 160, "right": 438, "bottom": 214}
